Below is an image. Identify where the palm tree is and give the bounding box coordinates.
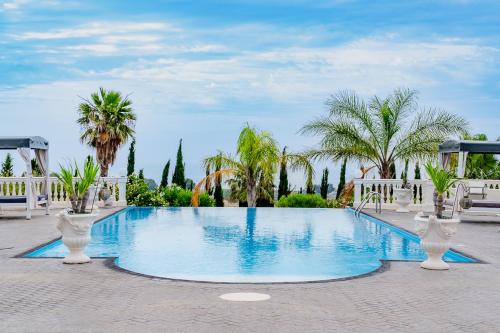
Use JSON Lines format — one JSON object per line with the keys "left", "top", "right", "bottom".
{"left": 301, "top": 88, "right": 468, "bottom": 179}
{"left": 77, "top": 87, "right": 136, "bottom": 177}
{"left": 192, "top": 125, "right": 312, "bottom": 207}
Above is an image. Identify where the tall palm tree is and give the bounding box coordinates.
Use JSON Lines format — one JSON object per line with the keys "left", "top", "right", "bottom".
{"left": 192, "top": 125, "right": 312, "bottom": 207}
{"left": 301, "top": 88, "right": 468, "bottom": 179}
{"left": 77, "top": 87, "right": 136, "bottom": 177}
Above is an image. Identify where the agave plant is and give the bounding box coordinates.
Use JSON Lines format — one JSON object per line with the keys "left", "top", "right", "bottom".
{"left": 56, "top": 158, "right": 100, "bottom": 214}
{"left": 424, "top": 163, "right": 458, "bottom": 219}
{"left": 57, "top": 164, "right": 78, "bottom": 212}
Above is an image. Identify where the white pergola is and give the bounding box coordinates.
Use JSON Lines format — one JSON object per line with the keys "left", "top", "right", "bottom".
{"left": 438, "top": 140, "right": 500, "bottom": 178}
{"left": 0, "top": 136, "right": 50, "bottom": 219}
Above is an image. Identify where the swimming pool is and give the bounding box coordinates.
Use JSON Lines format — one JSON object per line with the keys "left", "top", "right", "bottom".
{"left": 26, "top": 207, "right": 475, "bottom": 282}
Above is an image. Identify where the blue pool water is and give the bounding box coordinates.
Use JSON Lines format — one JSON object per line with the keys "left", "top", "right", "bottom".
{"left": 26, "top": 207, "right": 475, "bottom": 282}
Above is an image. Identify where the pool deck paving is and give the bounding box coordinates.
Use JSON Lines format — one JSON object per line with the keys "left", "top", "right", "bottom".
{"left": 1, "top": 207, "right": 500, "bottom": 332}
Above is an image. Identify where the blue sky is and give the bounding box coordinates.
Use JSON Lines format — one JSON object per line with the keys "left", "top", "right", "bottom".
{"left": 0, "top": 0, "right": 499, "bottom": 186}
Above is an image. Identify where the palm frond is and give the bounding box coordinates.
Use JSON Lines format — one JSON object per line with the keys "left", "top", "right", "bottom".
{"left": 392, "top": 108, "right": 469, "bottom": 161}
{"left": 424, "top": 163, "right": 458, "bottom": 195}
{"left": 191, "top": 168, "right": 237, "bottom": 207}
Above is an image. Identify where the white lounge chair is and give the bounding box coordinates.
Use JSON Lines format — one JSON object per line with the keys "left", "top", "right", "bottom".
{"left": 0, "top": 137, "right": 50, "bottom": 219}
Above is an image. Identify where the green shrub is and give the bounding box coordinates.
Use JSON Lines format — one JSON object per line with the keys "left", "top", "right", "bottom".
{"left": 162, "top": 185, "right": 192, "bottom": 207}
{"left": 126, "top": 175, "right": 149, "bottom": 204}
{"left": 133, "top": 190, "right": 167, "bottom": 207}
{"left": 327, "top": 198, "right": 344, "bottom": 208}
{"left": 126, "top": 176, "right": 224, "bottom": 208}
{"left": 198, "top": 193, "right": 216, "bottom": 207}
{"left": 127, "top": 175, "right": 166, "bottom": 206}
{"left": 275, "top": 193, "right": 328, "bottom": 208}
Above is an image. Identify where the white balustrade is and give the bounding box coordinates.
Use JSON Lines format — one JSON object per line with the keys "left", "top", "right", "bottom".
{"left": 354, "top": 179, "right": 429, "bottom": 212}
{"left": 354, "top": 178, "right": 500, "bottom": 211}
{"left": 0, "top": 176, "right": 127, "bottom": 208}
{"left": 478, "top": 180, "right": 500, "bottom": 201}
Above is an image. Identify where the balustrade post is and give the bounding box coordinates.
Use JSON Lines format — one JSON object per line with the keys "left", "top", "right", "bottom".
{"left": 354, "top": 179, "right": 362, "bottom": 206}
{"left": 117, "top": 177, "right": 127, "bottom": 206}
{"left": 421, "top": 180, "right": 435, "bottom": 214}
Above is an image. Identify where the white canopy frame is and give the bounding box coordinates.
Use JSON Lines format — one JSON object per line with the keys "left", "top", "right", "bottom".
{"left": 0, "top": 137, "right": 50, "bottom": 219}
{"left": 438, "top": 140, "right": 500, "bottom": 178}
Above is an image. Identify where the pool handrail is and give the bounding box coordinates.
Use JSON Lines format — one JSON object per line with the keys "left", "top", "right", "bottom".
{"left": 355, "top": 192, "right": 381, "bottom": 216}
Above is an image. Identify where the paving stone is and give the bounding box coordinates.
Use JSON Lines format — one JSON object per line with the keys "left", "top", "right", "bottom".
{"left": 0, "top": 208, "right": 499, "bottom": 332}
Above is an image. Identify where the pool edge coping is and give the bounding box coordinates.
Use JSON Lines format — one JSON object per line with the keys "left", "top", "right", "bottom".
{"left": 12, "top": 206, "right": 130, "bottom": 259}
{"left": 353, "top": 208, "right": 487, "bottom": 264}
{"left": 14, "top": 206, "right": 486, "bottom": 285}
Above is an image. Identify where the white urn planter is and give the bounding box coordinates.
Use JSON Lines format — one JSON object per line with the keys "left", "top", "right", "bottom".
{"left": 101, "top": 188, "right": 114, "bottom": 208}
{"left": 56, "top": 209, "right": 99, "bottom": 264}
{"left": 394, "top": 188, "right": 412, "bottom": 213}
{"left": 414, "top": 212, "right": 460, "bottom": 270}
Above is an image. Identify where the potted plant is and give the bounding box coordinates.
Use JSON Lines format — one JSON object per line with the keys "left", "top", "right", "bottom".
{"left": 414, "top": 163, "right": 459, "bottom": 270}
{"left": 394, "top": 167, "right": 412, "bottom": 213}
{"left": 55, "top": 158, "right": 100, "bottom": 264}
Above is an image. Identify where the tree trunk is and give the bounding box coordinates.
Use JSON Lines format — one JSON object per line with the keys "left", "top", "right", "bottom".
{"left": 76, "top": 198, "right": 82, "bottom": 213}
{"left": 435, "top": 193, "right": 444, "bottom": 219}
{"left": 247, "top": 177, "right": 257, "bottom": 208}
{"left": 80, "top": 190, "right": 90, "bottom": 214}
{"left": 70, "top": 196, "right": 78, "bottom": 212}
{"left": 379, "top": 164, "right": 391, "bottom": 179}
{"left": 100, "top": 163, "right": 109, "bottom": 177}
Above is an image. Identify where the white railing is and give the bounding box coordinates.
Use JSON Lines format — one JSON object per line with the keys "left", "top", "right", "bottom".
{"left": 354, "top": 179, "right": 431, "bottom": 212}
{"left": 479, "top": 180, "right": 500, "bottom": 201}
{"left": 0, "top": 176, "right": 127, "bottom": 208}
{"left": 353, "top": 178, "right": 500, "bottom": 212}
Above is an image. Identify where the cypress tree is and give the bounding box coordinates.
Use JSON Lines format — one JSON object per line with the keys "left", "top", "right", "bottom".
{"left": 320, "top": 168, "right": 329, "bottom": 199}
{"left": 185, "top": 178, "right": 194, "bottom": 190}
{"left": 172, "top": 139, "right": 186, "bottom": 188}
{"left": 214, "top": 154, "right": 224, "bottom": 207}
{"left": 414, "top": 161, "right": 421, "bottom": 179}
{"left": 277, "top": 147, "right": 289, "bottom": 199}
{"left": 400, "top": 159, "right": 409, "bottom": 179}
{"left": 138, "top": 169, "right": 144, "bottom": 180}
{"left": 336, "top": 158, "right": 347, "bottom": 200}
{"left": 31, "top": 158, "right": 42, "bottom": 176}
{"left": 127, "top": 139, "right": 135, "bottom": 176}
{"left": 160, "top": 160, "right": 170, "bottom": 188}
{"left": 1, "top": 153, "right": 14, "bottom": 177}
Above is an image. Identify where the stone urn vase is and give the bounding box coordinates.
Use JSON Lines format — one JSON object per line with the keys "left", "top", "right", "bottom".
{"left": 56, "top": 209, "right": 99, "bottom": 264}
{"left": 100, "top": 188, "right": 113, "bottom": 208}
{"left": 394, "top": 188, "right": 412, "bottom": 213}
{"left": 414, "top": 212, "right": 460, "bottom": 270}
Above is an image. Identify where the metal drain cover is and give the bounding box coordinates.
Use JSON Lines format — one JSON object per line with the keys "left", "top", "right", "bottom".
{"left": 219, "top": 292, "right": 271, "bottom": 302}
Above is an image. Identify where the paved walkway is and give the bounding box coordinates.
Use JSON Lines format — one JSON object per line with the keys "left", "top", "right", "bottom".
{"left": 1, "top": 208, "right": 500, "bottom": 332}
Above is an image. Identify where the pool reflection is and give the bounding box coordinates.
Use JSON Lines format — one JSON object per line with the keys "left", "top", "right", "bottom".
{"left": 28, "top": 207, "right": 475, "bottom": 282}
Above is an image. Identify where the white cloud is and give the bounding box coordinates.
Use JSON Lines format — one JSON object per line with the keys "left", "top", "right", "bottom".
{"left": 1, "top": 0, "right": 65, "bottom": 12}
{"left": 14, "top": 22, "right": 176, "bottom": 40}
{"left": 99, "top": 34, "right": 163, "bottom": 43}
{"left": 63, "top": 44, "right": 120, "bottom": 54}
{"left": 2, "top": 18, "right": 499, "bottom": 183}
{"left": 12, "top": 20, "right": 229, "bottom": 57}
{"left": 91, "top": 36, "right": 495, "bottom": 103}
{"left": 1, "top": 0, "right": 30, "bottom": 10}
